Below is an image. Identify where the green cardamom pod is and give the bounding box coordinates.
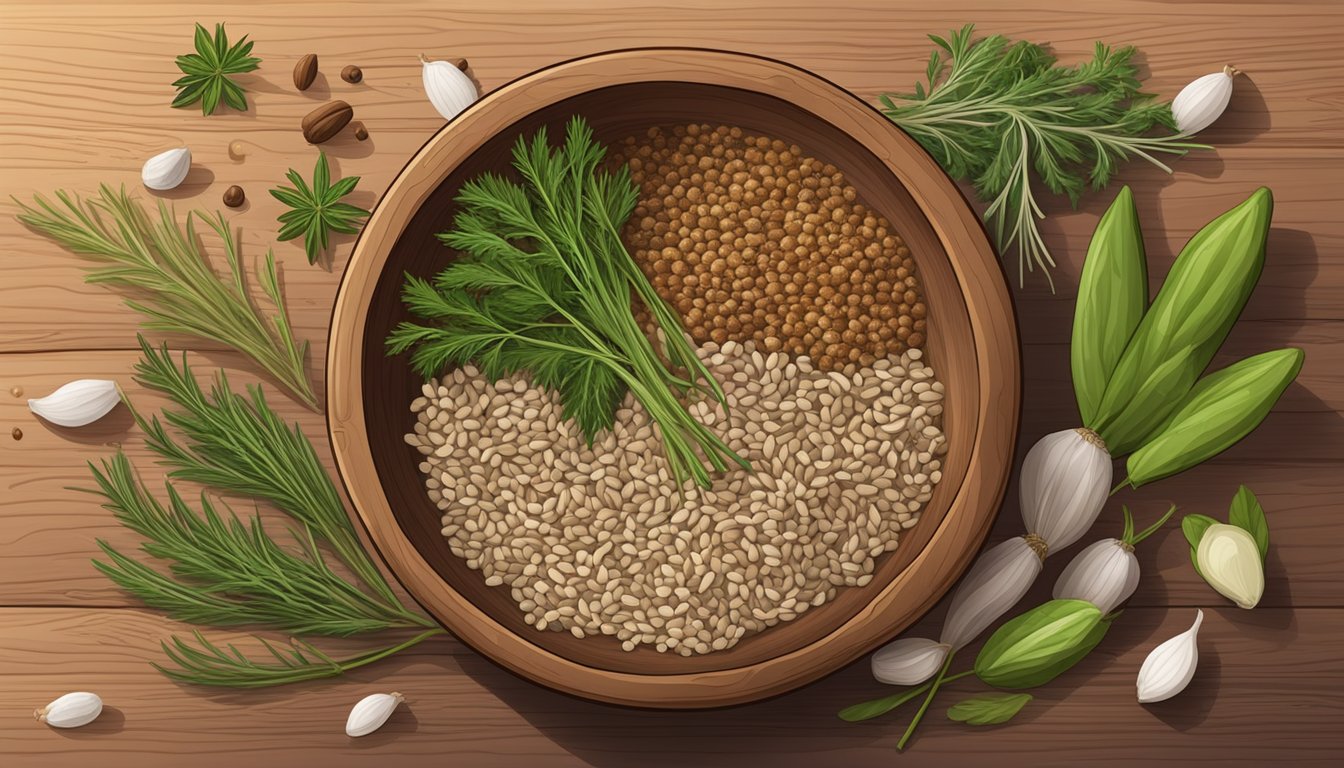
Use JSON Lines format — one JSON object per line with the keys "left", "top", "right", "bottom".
{"left": 1072, "top": 186, "right": 1148, "bottom": 428}
{"left": 974, "top": 599, "right": 1109, "bottom": 689}
{"left": 1125, "top": 347, "right": 1303, "bottom": 487}
{"left": 1090, "top": 187, "right": 1273, "bottom": 455}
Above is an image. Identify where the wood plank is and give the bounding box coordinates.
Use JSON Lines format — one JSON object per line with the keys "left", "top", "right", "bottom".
{"left": 2, "top": 347, "right": 1340, "bottom": 608}
{"left": 0, "top": 606, "right": 1340, "bottom": 766}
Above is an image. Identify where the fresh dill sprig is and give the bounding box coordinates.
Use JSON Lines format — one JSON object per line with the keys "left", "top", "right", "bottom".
{"left": 270, "top": 151, "right": 370, "bottom": 265}
{"left": 880, "top": 24, "right": 1209, "bottom": 287}
{"left": 171, "top": 23, "right": 260, "bottom": 115}
{"left": 13, "top": 185, "right": 316, "bottom": 408}
{"left": 387, "top": 117, "right": 746, "bottom": 489}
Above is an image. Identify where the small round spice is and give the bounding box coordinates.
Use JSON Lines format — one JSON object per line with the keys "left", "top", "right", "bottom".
{"left": 352, "top": 122, "right": 369, "bottom": 141}
{"left": 11, "top": 427, "right": 22, "bottom": 441}
{"left": 10, "top": 386, "right": 22, "bottom": 398}
{"left": 227, "top": 140, "right": 247, "bottom": 161}
{"left": 222, "top": 185, "right": 246, "bottom": 208}
{"left": 341, "top": 65, "right": 363, "bottom": 84}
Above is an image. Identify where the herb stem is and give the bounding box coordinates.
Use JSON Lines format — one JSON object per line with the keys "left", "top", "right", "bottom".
{"left": 898, "top": 651, "right": 958, "bottom": 750}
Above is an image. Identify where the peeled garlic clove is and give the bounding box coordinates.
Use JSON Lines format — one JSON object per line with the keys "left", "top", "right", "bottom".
{"left": 1019, "top": 428, "right": 1113, "bottom": 553}
{"left": 28, "top": 379, "right": 121, "bottom": 427}
{"left": 345, "top": 691, "right": 404, "bottom": 737}
{"left": 35, "top": 692, "right": 103, "bottom": 728}
{"left": 939, "top": 537, "right": 1044, "bottom": 650}
{"left": 871, "top": 637, "right": 950, "bottom": 686}
{"left": 1053, "top": 538, "right": 1141, "bottom": 615}
{"left": 1172, "top": 65, "right": 1238, "bottom": 134}
{"left": 420, "top": 54, "right": 477, "bottom": 121}
{"left": 142, "top": 147, "right": 192, "bottom": 191}
{"left": 1137, "top": 610, "right": 1202, "bottom": 703}
{"left": 1196, "top": 523, "right": 1264, "bottom": 609}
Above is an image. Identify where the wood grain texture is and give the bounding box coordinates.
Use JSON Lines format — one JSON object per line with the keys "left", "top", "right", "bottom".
{"left": 1, "top": 0, "right": 1342, "bottom": 763}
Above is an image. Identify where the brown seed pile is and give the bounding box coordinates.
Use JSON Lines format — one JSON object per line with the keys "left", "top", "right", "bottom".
{"left": 614, "top": 124, "right": 928, "bottom": 372}
{"left": 407, "top": 341, "right": 947, "bottom": 655}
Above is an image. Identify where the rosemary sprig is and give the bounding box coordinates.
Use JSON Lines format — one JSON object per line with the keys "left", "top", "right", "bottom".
{"left": 881, "top": 24, "right": 1209, "bottom": 287}
{"left": 270, "top": 151, "right": 370, "bottom": 265}
{"left": 89, "top": 452, "right": 424, "bottom": 636}
{"left": 13, "top": 185, "right": 316, "bottom": 408}
{"left": 171, "top": 22, "right": 260, "bottom": 115}
{"left": 128, "top": 337, "right": 399, "bottom": 607}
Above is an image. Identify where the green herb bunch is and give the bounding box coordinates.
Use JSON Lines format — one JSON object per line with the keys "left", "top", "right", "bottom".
{"left": 14, "top": 185, "right": 317, "bottom": 408}
{"left": 171, "top": 23, "right": 260, "bottom": 115}
{"left": 387, "top": 117, "right": 748, "bottom": 489}
{"left": 270, "top": 151, "right": 370, "bottom": 265}
{"left": 881, "top": 24, "right": 1208, "bottom": 287}
{"left": 87, "top": 338, "right": 443, "bottom": 687}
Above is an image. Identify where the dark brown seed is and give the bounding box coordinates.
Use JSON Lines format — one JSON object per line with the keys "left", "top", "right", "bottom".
{"left": 452, "top": 58, "right": 469, "bottom": 71}
{"left": 223, "top": 185, "right": 246, "bottom": 208}
{"left": 11, "top": 427, "right": 21, "bottom": 441}
{"left": 301, "top": 100, "right": 353, "bottom": 144}
{"left": 341, "top": 65, "right": 363, "bottom": 84}
{"left": 352, "top": 122, "right": 369, "bottom": 141}
{"left": 293, "top": 53, "right": 318, "bottom": 91}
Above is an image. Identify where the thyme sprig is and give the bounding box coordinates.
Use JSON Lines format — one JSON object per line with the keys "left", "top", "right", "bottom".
{"left": 882, "top": 24, "right": 1209, "bottom": 287}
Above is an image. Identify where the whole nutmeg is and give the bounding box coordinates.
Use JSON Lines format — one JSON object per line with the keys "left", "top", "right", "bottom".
{"left": 293, "top": 53, "right": 318, "bottom": 91}
{"left": 301, "top": 100, "right": 354, "bottom": 144}
{"left": 222, "top": 185, "right": 246, "bottom": 208}
{"left": 341, "top": 65, "right": 363, "bottom": 84}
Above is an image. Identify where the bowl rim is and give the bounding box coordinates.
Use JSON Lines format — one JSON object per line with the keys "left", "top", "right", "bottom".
{"left": 328, "top": 47, "right": 1019, "bottom": 708}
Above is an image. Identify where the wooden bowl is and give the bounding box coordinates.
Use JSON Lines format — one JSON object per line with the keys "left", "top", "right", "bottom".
{"left": 328, "top": 49, "right": 1018, "bottom": 708}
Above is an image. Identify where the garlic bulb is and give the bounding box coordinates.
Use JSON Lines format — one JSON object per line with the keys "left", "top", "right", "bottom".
{"left": 1019, "top": 428, "right": 1112, "bottom": 554}
{"left": 871, "top": 637, "right": 950, "bottom": 686}
{"left": 1172, "top": 66, "right": 1238, "bottom": 134}
{"left": 420, "top": 54, "right": 477, "bottom": 121}
{"left": 28, "top": 379, "right": 121, "bottom": 427}
{"left": 1196, "top": 523, "right": 1264, "bottom": 609}
{"left": 35, "top": 692, "right": 102, "bottom": 728}
{"left": 142, "top": 147, "right": 192, "bottom": 191}
{"left": 939, "top": 537, "right": 1044, "bottom": 651}
{"left": 345, "top": 691, "right": 404, "bottom": 737}
{"left": 1053, "top": 538, "right": 1139, "bottom": 614}
{"left": 1136, "top": 610, "right": 1203, "bottom": 703}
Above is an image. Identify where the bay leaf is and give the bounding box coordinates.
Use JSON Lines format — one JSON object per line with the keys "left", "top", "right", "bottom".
{"left": 1228, "top": 484, "right": 1269, "bottom": 560}
{"left": 947, "top": 692, "right": 1032, "bottom": 726}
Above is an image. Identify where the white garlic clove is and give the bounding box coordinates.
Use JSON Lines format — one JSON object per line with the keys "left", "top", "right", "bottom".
{"left": 345, "top": 691, "right": 404, "bottom": 737}
{"left": 28, "top": 379, "right": 122, "bottom": 427}
{"left": 35, "top": 692, "right": 103, "bottom": 728}
{"left": 939, "top": 537, "right": 1044, "bottom": 650}
{"left": 420, "top": 55, "right": 477, "bottom": 121}
{"left": 1172, "top": 66, "right": 1238, "bottom": 135}
{"left": 871, "top": 637, "right": 949, "bottom": 686}
{"left": 1019, "top": 428, "right": 1112, "bottom": 553}
{"left": 142, "top": 147, "right": 192, "bottom": 191}
{"left": 1196, "top": 523, "right": 1264, "bottom": 609}
{"left": 1053, "top": 538, "right": 1141, "bottom": 615}
{"left": 1136, "top": 610, "right": 1203, "bottom": 703}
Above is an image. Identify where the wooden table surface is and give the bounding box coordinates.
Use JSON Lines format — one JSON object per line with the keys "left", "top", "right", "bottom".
{"left": 2, "top": 1, "right": 1341, "bottom": 765}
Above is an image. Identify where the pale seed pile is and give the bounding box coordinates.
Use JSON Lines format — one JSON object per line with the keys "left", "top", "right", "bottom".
{"left": 406, "top": 340, "right": 947, "bottom": 656}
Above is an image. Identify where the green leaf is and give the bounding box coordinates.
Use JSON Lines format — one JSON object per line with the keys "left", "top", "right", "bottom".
{"left": 1092, "top": 189, "right": 1275, "bottom": 454}
{"left": 838, "top": 685, "right": 931, "bottom": 722}
{"left": 1125, "top": 348, "right": 1304, "bottom": 487}
{"left": 172, "top": 22, "right": 258, "bottom": 114}
{"left": 269, "top": 151, "right": 368, "bottom": 265}
{"left": 975, "top": 599, "right": 1105, "bottom": 689}
{"left": 1072, "top": 186, "right": 1147, "bottom": 427}
{"left": 947, "top": 693, "right": 1032, "bottom": 726}
{"left": 1227, "top": 485, "right": 1269, "bottom": 560}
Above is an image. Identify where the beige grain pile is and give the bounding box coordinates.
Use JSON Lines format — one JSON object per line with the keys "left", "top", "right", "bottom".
{"left": 406, "top": 340, "right": 946, "bottom": 656}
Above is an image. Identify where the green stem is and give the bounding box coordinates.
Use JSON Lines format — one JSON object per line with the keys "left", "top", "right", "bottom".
{"left": 838, "top": 669, "right": 975, "bottom": 722}
{"left": 898, "top": 650, "right": 956, "bottom": 750}
{"left": 1130, "top": 504, "right": 1177, "bottom": 547}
